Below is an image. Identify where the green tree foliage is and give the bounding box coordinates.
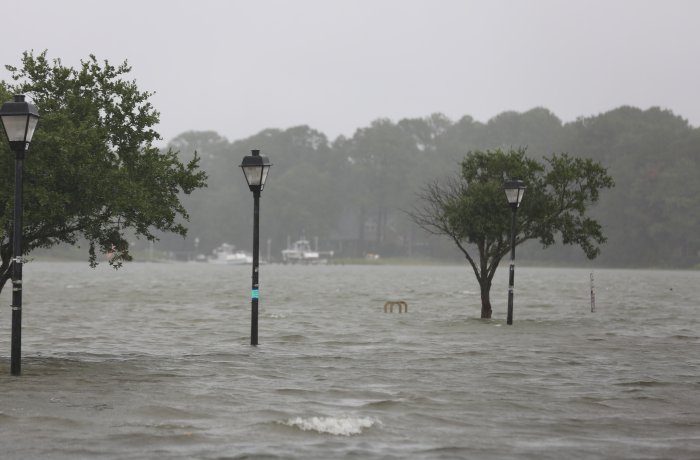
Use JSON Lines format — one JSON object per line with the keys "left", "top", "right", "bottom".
{"left": 254, "top": 126, "right": 342, "bottom": 243}
{"left": 50, "top": 97, "right": 689, "bottom": 270}
{"left": 161, "top": 106, "right": 699, "bottom": 269}
{"left": 481, "top": 108, "right": 568, "bottom": 155}
{"left": 0, "top": 52, "right": 206, "bottom": 291}
{"left": 409, "top": 148, "right": 614, "bottom": 318}
{"left": 162, "top": 126, "right": 343, "bottom": 258}
{"left": 333, "top": 119, "right": 426, "bottom": 254}
{"left": 568, "top": 107, "right": 699, "bottom": 266}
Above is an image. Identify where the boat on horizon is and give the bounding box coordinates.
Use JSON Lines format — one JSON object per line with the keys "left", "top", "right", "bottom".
{"left": 209, "top": 243, "right": 253, "bottom": 265}
{"left": 281, "top": 239, "right": 333, "bottom": 264}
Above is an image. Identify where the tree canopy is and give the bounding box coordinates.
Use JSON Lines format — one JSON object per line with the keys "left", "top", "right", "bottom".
{"left": 409, "top": 148, "right": 614, "bottom": 318}
{"left": 5, "top": 50, "right": 695, "bottom": 271}
{"left": 0, "top": 51, "right": 206, "bottom": 292}
{"left": 155, "top": 106, "right": 698, "bottom": 270}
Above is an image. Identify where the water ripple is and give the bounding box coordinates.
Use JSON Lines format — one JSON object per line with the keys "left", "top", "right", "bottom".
{"left": 0, "top": 263, "right": 699, "bottom": 458}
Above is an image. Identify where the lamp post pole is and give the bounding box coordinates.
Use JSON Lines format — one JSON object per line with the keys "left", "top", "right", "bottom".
{"left": 10, "top": 140, "right": 25, "bottom": 375}
{"left": 506, "top": 203, "right": 517, "bottom": 325}
{"left": 239, "top": 149, "right": 271, "bottom": 346}
{"left": 251, "top": 188, "right": 260, "bottom": 345}
{"left": 504, "top": 179, "right": 525, "bottom": 326}
{"left": 1, "top": 95, "right": 39, "bottom": 375}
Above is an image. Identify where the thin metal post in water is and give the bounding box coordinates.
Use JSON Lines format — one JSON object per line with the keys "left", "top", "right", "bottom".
{"left": 250, "top": 191, "right": 260, "bottom": 346}
{"left": 11, "top": 149, "right": 24, "bottom": 375}
{"left": 240, "top": 148, "right": 270, "bottom": 346}
{"left": 590, "top": 272, "right": 596, "bottom": 312}
{"left": 507, "top": 207, "right": 517, "bottom": 325}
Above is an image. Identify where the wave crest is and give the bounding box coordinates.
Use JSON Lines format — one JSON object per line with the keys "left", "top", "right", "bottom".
{"left": 282, "top": 416, "right": 379, "bottom": 436}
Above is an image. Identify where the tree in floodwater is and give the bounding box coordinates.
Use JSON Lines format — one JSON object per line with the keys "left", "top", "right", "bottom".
{"left": 409, "top": 148, "right": 614, "bottom": 319}
{"left": 0, "top": 51, "right": 206, "bottom": 294}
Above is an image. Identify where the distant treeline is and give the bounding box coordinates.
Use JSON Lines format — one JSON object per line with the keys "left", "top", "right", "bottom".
{"left": 154, "top": 106, "right": 700, "bottom": 268}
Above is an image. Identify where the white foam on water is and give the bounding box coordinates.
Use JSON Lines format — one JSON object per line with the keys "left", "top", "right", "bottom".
{"left": 282, "top": 416, "right": 380, "bottom": 436}
{"left": 266, "top": 313, "right": 287, "bottom": 319}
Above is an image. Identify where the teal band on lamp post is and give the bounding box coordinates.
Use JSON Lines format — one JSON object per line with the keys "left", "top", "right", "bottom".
{"left": 239, "top": 149, "right": 272, "bottom": 346}
{"left": 0, "top": 95, "right": 40, "bottom": 375}
{"left": 504, "top": 179, "right": 525, "bottom": 325}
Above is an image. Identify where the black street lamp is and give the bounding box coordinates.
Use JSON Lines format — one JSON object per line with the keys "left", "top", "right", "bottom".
{"left": 0, "top": 95, "right": 40, "bottom": 375}
{"left": 504, "top": 179, "right": 525, "bottom": 326}
{"left": 239, "top": 149, "right": 271, "bottom": 346}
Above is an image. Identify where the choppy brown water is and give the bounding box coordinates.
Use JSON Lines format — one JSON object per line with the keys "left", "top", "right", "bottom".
{"left": 1, "top": 262, "right": 699, "bottom": 459}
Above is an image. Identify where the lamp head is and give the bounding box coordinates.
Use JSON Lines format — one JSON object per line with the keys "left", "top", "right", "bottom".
{"left": 0, "top": 95, "right": 40, "bottom": 152}
{"left": 504, "top": 179, "right": 526, "bottom": 209}
{"left": 240, "top": 149, "right": 272, "bottom": 193}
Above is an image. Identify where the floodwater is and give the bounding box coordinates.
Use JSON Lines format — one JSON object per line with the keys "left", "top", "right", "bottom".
{"left": 0, "top": 262, "right": 699, "bottom": 459}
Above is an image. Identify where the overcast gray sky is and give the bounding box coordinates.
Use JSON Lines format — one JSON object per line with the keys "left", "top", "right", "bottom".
{"left": 2, "top": 0, "right": 699, "bottom": 144}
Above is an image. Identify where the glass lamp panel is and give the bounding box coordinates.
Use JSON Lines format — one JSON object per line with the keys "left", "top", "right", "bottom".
{"left": 260, "top": 164, "right": 271, "bottom": 187}
{"left": 243, "top": 165, "right": 263, "bottom": 186}
{"left": 25, "top": 116, "right": 39, "bottom": 143}
{"left": 1, "top": 115, "right": 29, "bottom": 142}
{"left": 505, "top": 188, "right": 521, "bottom": 205}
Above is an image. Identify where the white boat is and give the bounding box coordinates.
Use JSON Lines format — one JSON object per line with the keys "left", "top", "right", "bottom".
{"left": 281, "top": 239, "right": 333, "bottom": 263}
{"left": 281, "top": 239, "right": 319, "bottom": 263}
{"left": 209, "top": 243, "right": 253, "bottom": 265}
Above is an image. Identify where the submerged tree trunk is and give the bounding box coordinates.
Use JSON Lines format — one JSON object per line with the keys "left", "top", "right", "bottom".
{"left": 478, "top": 278, "right": 492, "bottom": 319}
{"left": 0, "top": 241, "right": 12, "bottom": 296}
{"left": 0, "top": 269, "right": 10, "bottom": 295}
